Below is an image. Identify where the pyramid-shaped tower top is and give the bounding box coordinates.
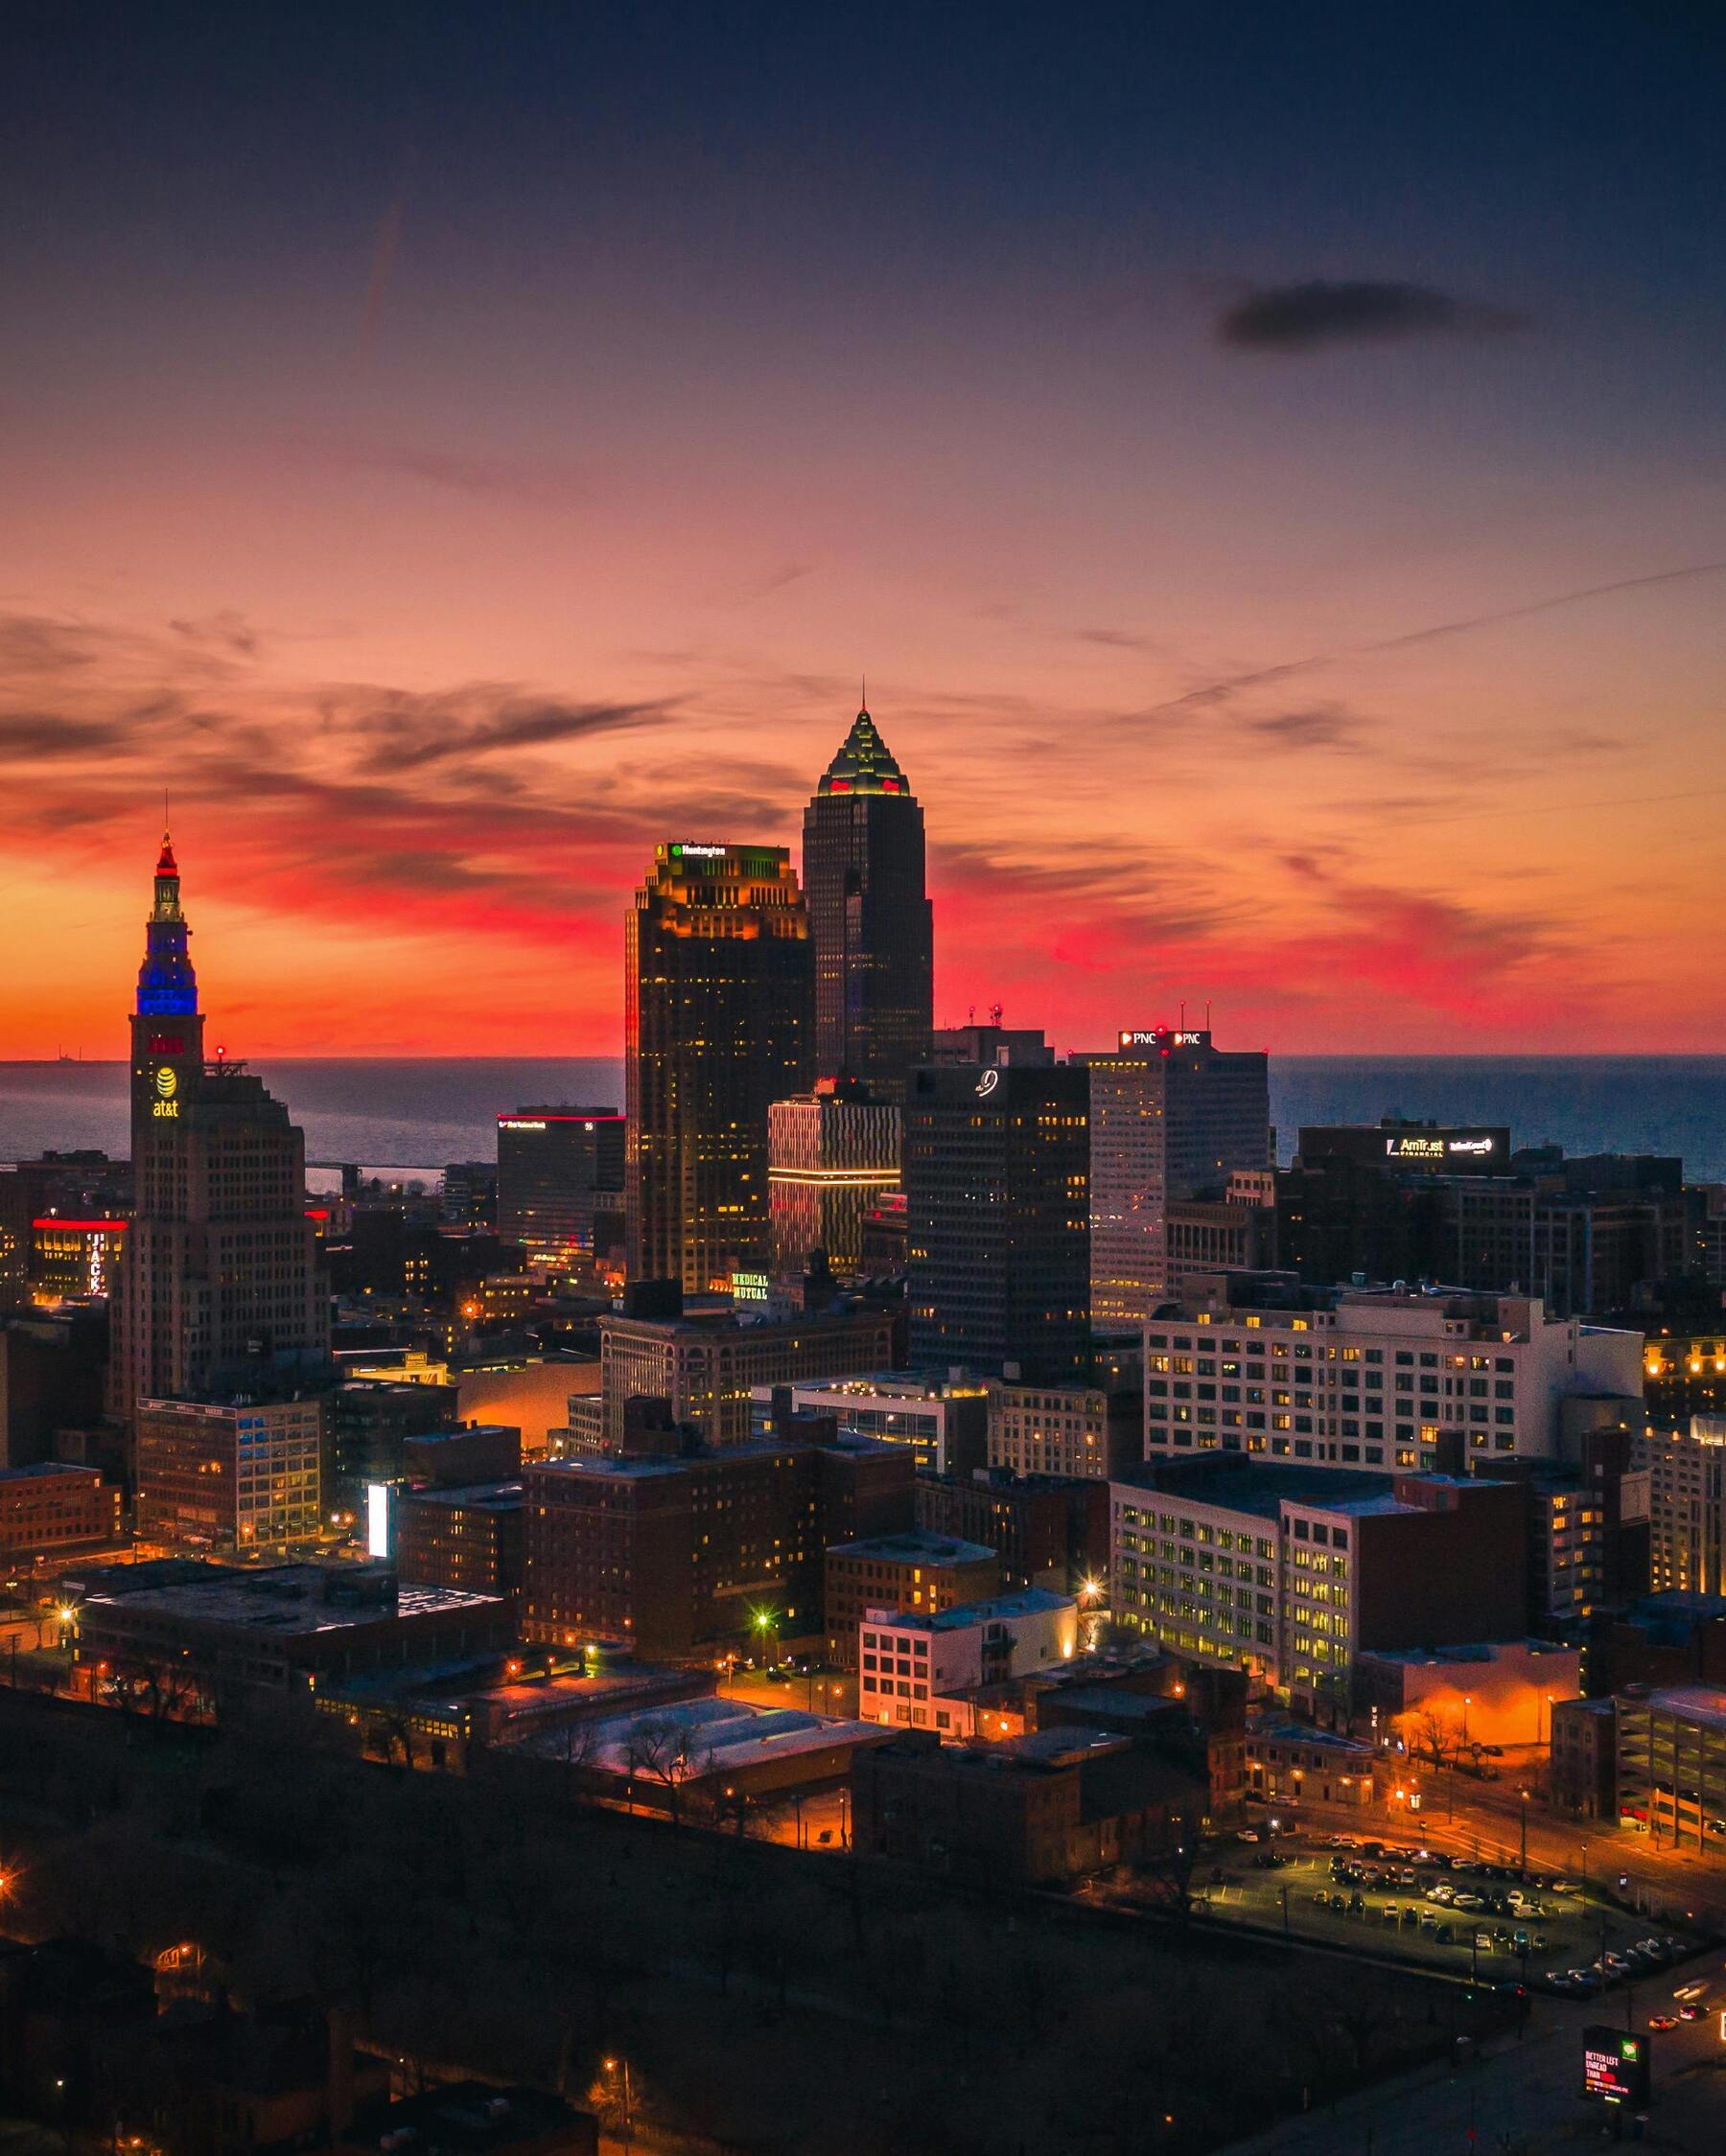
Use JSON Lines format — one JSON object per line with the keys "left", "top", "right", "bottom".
{"left": 817, "top": 707, "right": 911, "bottom": 797}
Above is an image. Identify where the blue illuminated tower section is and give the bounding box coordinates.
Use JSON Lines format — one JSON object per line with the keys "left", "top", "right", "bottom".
{"left": 128, "top": 832, "right": 205, "bottom": 1164}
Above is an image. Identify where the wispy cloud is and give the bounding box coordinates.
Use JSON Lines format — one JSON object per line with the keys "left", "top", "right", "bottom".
{"left": 1134, "top": 561, "right": 1726, "bottom": 720}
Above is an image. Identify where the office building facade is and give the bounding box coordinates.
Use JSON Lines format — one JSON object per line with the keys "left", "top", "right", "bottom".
{"left": 135, "top": 1394, "right": 323, "bottom": 1552}
{"left": 495, "top": 1107, "right": 624, "bottom": 1266}
{"left": 748, "top": 1371, "right": 989, "bottom": 1477}
{"left": 904, "top": 1061, "right": 1090, "bottom": 1380}
{"left": 600, "top": 1305, "right": 897, "bottom": 1449}
{"left": 801, "top": 706, "right": 933, "bottom": 1100}
{"left": 766, "top": 1081, "right": 901, "bottom": 1281}
{"left": 1110, "top": 1457, "right": 1528, "bottom": 1709}
{"left": 1085, "top": 1029, "right": 1271, "bottom": 1325}
{"left": 1638, "top": 1417, "right": 1726, "bottom": 1596}
{"left": 988, "top": 1377, "right": 1143, "bottom": 1481}
{"left": 1144, "top": 1278, "right": 1642, "bottom": 1474}
{"left": 108, "top": 837, "right": 328, "bottom": 1427}
{"left": 625, "top": 843, "right": 814, "bottom": 1291}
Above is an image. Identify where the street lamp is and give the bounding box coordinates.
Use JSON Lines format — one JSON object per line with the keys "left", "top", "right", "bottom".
{"left": 1461, "top": 1694, "right": 1471, "bottom": 1747}
{"left": 1518, "top": 1787, "right": 1530, "bottom": 1880}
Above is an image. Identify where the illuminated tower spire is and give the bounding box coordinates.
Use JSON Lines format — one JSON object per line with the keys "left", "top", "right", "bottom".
{"left": 136, "top": 830, "right": 198, "bottom": 1016}
{"left": 803, "top": 700, "right": 933, "bottom": 1098}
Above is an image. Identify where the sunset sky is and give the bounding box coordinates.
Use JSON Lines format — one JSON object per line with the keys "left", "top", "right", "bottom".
{"left": 3, "top": 3, "right": 1722, "bottom": 1059}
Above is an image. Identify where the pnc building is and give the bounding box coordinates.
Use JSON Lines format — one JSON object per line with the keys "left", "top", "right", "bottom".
{"left": 1085, "top": 1029, "right": 1271, "bottom": 1325}
{"left": 802, "top": 706, "right": 933, "bottom": 1101}
{"left": 107, "top": 836, "right": 329, "bottom": 1429}
{"left": 625, "top": 843, "right": 814, "bottom": 1291}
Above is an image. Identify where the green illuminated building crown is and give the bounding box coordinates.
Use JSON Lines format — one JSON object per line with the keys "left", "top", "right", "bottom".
{"left": 817, "top": 707, "right": 911, "bottom": 798}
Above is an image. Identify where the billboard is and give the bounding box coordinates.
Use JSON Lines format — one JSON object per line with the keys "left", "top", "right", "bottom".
{"left": 1582, "top": 2026, "right": 1650, "bottom": 2106}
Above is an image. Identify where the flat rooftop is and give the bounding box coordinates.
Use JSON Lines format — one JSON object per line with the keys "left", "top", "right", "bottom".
{"left": 1248, "top": 1715, "right": 1374, "bottom": 1754}
{"left": 0, "top": 1460, "right": 103, "bottom": 1482}
{"left": 80, "top": 1565, "right": 503, "bottom": 1634}
{"left": 863, "top": 1586, "right": 1074, "bottom": 1633}
{"left": 1114, "top": 1459, "right": 1393, "bottom": 1520}
{"left": 1643, "top": 1687, "right": 1726, "bottom": 1732}
{"left": 828, "top": 1529, "right": 998, "bottom": 1565}
{"left": 401, "top": 1480, "right": 524, "bottom": 1512}
{"left": 508, "top": 1693, "right": 890, "bottom": 1775}
{"left": 1359, "top": 1639, "right": 1574, "bottom": 1668}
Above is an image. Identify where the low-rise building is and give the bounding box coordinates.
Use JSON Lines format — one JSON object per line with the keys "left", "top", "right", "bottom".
{"left": 857, "top": 1588, "right": 1079, "bottom": 1734}
{"left": 1587, "top": 1589, "right": 1726, "bottom": 1696}
{"left": 1246, "top": 1716, "right": 1376, "bottom": 1808}
{"left": 1353, "top": 1638, "right": 1581, "bottom": 1750}
{"left": 1550, "top": 1695, "right": 1618, "bottom": 1820}
{"left": 504, "top": 1694, "right": 895, "bottom": 1819}
{"left": 135, "top": 1395, "right": 322, "bottom": 1553}
{"left": 914, "top": 1467, "right": 1108, "bottom": 1594}
{"left": 0, "top": 1462, "right": 122, "bottom": 1561}
{"left": 824, "top": 1529, "right": 1001, "bottom": 1668}
{"left": 1616, "top": 1685, "right": 1726, "bottom": 1851}
{"left": 74, "top": 1564, "right": 513, "bottom": 1708}
{"left": 749, "top": 1371, "right": 988, "bottom": 1476}
{"left": 851, "top": 1725, "right": 1201, "bottom": 1886}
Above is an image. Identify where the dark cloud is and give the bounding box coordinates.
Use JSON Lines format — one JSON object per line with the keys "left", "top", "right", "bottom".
{"left": 352, "top": 694, "right": 676, "bottom": 773}
{"left": 1076, "top": 627, "right": 1161, "bottom": 653}
{"left": 351, "top": 445, "right": 581, "bottom": 503}
{"left": 0, "top": 614, "right": 112, "bottom": 673}
{"left": 0, "top": 713, "right": 132, "bottom": 758}
{"left": 168, "top": 610, "right": 262, "bottom": 658}
{"left": 1239, "top": 706, "right": 1369, "bottom": 751}
{"left": 1217, "top": 279, "right": 1522, "bottom": 353}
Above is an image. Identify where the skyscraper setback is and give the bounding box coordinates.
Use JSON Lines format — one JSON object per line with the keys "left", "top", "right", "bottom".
{"left": 107, "top": 837, "right": 328, "bottom": 1428}
{"left": 625, "top": 843, "right": 814, "bottom": 1292}
{"left": 802, "top": 706, "right": 933, "bottom": 1101}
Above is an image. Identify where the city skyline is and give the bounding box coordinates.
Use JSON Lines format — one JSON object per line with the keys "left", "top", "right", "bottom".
{"left": 3, "top": 8, "right": 1723, "bottom": 1060}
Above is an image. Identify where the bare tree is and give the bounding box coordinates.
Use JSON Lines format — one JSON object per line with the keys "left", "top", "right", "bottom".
{"left": 1406, "top": 1706, "right": 1458, "bottom": 1774}
{"left": 622, "top": 1714, "right": 712, "bottom": 1826}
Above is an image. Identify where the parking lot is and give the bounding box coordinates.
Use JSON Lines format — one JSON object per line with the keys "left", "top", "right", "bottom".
{"left": 1193, "top": 1829, "right": 1702, "bottom": 1997}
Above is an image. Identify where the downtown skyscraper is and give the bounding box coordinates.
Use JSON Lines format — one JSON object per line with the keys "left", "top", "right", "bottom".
{"left": 802, "top": 705, "right": 933, "bottom": 1101}
{"left": 1085, "top": 1027, "right": 1271, "bottom": 1323}
{"left": 107, "top": 835, "right": 328, "bottom": 1429}
{"left": 625, "top": 843, "right": 814, "bottom": 1293}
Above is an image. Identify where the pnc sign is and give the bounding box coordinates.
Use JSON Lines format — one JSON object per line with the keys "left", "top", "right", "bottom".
{"left": 1118, "top": 1029, "right": 1208, "bottom": 1050}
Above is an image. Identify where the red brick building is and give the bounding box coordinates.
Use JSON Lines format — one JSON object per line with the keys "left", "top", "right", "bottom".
{"left": 0, "top": 1462, "right": 122, "bottom": 1561}
{"left": 914, "top": 1468, "right": 1108, "bottom": 1593}
{"left": 824, "top": 1530, "right": 1002, "bottom": 1667}
{"left": 397, "top": 1479, "right": 525, "bottom": 1598}
{"left": 523, "top": 1432, "right": 913, "bottom": 1658}
{"left": 851, "top": 1725, "right": 1201, "bottom": 1886}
